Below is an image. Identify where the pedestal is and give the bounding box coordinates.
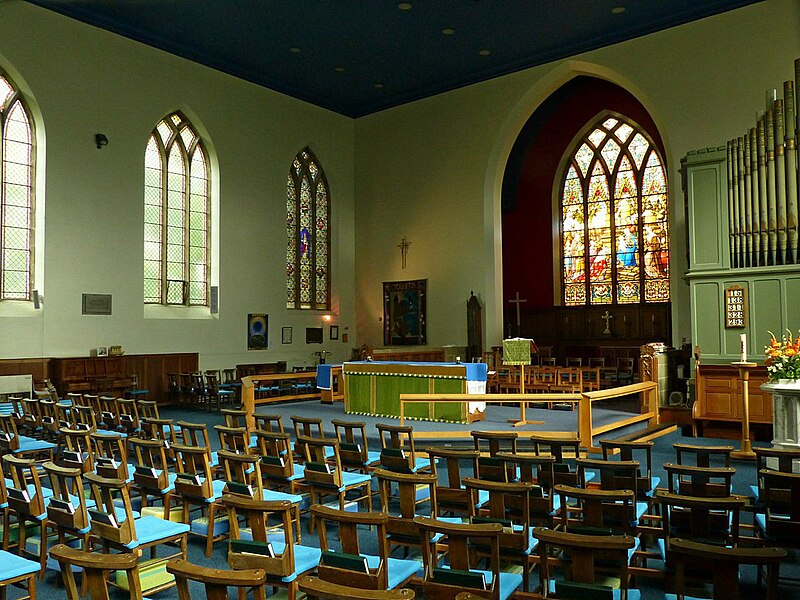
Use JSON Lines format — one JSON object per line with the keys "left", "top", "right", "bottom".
{"left": 730, "top": 361, "right": 757, "bottom": 461}
{"left": 762, "top": 380, "right": 800, "bottom": 449}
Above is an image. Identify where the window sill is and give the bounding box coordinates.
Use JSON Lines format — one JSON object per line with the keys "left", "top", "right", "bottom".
{"left": 144, "top": 304, "right": 215, "bottom": 320}
{"left": 0, "top": 300, "right": 40, "bottom": 318}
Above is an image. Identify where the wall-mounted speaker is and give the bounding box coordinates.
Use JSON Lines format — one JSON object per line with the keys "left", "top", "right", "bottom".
{"left": 32, "top": 289, "right": 40, "bottom": 309}
{"left": 210, "top": 286, "right": 219, "bottom": 314}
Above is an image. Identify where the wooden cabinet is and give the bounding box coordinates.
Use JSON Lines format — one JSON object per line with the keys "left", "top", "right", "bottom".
{"left": 693, "top": 364, "right": 771, "bottom": 438}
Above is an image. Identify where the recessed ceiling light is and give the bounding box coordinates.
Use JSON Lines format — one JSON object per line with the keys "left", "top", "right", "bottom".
{"left": 611, "top": 6, "right": 626, "bottom": 14}
{"left": 479, "top": 49, "right": 491, "bottom": 56}
{"left": 442, "top": 27, "right": 456, "bottom": 35}
{"left": 334, "top": 66, "right": 346, "bottom": 73}
{"left": 397, "top": 2, "right": 412, "bottom": 10}
{"left": 374, "top": 83, "right": 384, "bottom": 89}
{"left": 289, "top": 47, "right": 301, "bottom": 53}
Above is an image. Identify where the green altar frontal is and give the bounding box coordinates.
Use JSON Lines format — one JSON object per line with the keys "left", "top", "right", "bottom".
{"left": 342, "top": 361, "right": 486, "bottom": 422}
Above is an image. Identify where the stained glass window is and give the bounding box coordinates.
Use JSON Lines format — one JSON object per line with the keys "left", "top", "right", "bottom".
{"left": 287, "top": 147, "right": 329, "bottom": 310}
{"left": 143, "top": 112, "right": 210, "bottom": 305}
{"left": 559, "top": 114, "right": 669, "bottom": 306}
{"left": 1, "top": 72, "right": 35, "bottom": 301}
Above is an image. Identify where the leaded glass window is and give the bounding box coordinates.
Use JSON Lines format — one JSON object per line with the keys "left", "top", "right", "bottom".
{"left": 143, "top": 112, "right": 210, "bottom": 305}
{"left": 286, "top": 147, "right": 329, "bottom": 310}
{"left": 0, "top": 72, "right": 35, "bottom": 301}
{"left": 561, "top": 115, "right": 669, "bottom": 306}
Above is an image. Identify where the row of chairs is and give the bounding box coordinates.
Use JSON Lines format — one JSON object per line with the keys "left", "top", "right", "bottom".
{"left": 167, "top": 371, "right": 238, "bottom": 411}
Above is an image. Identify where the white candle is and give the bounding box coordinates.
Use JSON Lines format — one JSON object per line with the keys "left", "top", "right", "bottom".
{"left": 740, "top": 333, "right": 747, "bottom": 362}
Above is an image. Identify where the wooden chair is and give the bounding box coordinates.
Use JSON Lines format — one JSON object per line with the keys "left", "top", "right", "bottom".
{"left": 214, "top": 424, "right": 252, "bottom": 454}
{"left": 167, "top": 557, "right": 267, "bottom": 600}
{"left": 59, "top": 427, "right": 95, "bottom": 474}
{"left": 599, "top": 439, "right": 660, "bottom": 500}
{"left": 376, "top": 423, "right": 431, "bottom": 473}
{"left": 752, "top": 446, "right": 800, "bottom": 503}
{"left": 291, "top": 415, "right": 329, "bottom": 462}
{"left": 116, "top": 397, "right": 141, "bottom": 436}
{"left": 176, "top": 420, "right": 218, "bottom": 470}
{"left": 312, "top": 504, "right": 421, "bottom": 590}
{"left": 495, "top": 452, "right": 561, "bottom": 527}
{"left": 50, "top": 543, "right": 142, "bottom": 600}
{"left": 90, "top": 431, "right": 132, "bottom": 481}
{"left": 42, "top": 462, "right": 92, "bottom": 549}
{"left": 70, "top": 405, "right": 98, "bottom": 432}
{"left": 136, "top": 399, "right": 161, "bottom": 421}
{"left": 530, "top": 434, "right": 592, "bottom": 487}
{"left": 253, "top": 412, "right": 285, "bottom": 433}
{"left": 128, "top": 437, "right": 177, "bottom": 516}
{"left": 252, "top": 430, "right": 306, "bottom": 496}
{"left": 616, "top": 357, "right": 635, "bottom": 385}
{"left": 167, "top": 373, "right": 181, "bottom": 405}
{"left": 755, "top": 470, "right": 800, "bottom": 547}
{"left": 221, "top": 368, "right": 242, "bottom": 403}
{"left": 331, "top": 418, "right": 381, "bottom": 473}
{"left": 666, "top": 538, "right": 785, "bottom": 600}
{"left": 663, "top": 463, "right": 735, "bottom": 498}
{"left": 172, "top": 443, "right": 228, "bottom": 557}
{"left": 674, "top": 442, "right": 733, "bottom": 467}
{"left": 0, "top": 413, "right": 55, "bottom": 460}
{"left": 426, "top": 447, "right": 483, "bottom": 517}
{"left": 190, "top": 372, "right": 207, "bottom": 408}
{"left": 577, "top": 458, "right": 649, "bottom": 521}
{"left": 205, "top": 370, "right": 235, "bottom": 412}
{"left": 299, "top": 574, "right": 415, "bottom": 600}
{"left": 414, "top": 516, "right": 522, "bottom": 600}
{"left": 221, "top": 408, "right": 249, "bottom": 428}
{"left": 222, "top": 495, "right": 320, "bottom": 599}
{"left": 471, "top": 431, "right": 518, "bottom": 481}
{"left": 139, "top": 417, "right": 177, "bottom": 446}
{"left": 97, "top": 396, "right": 120, "bottom": 431}
{"left": 532, "top": 526, "right": 638, "bottom": 599}
{"left": 555, "top": 484, "right": 639, "bottom": 538}
{"left": 0, "top": 548, "right": 38, "bottom": 599}
{"left": 463, "top": 477, "right": 538, "bottom": 590}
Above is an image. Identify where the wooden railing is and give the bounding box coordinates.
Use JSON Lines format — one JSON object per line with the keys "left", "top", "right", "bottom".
{"left": 242, "top": 372, "right": 319, "bottom": 430}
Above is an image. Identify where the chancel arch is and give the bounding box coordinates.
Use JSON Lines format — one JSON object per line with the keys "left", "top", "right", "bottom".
{"left": 501, "top": 76, "right": 670, "bottom": 361}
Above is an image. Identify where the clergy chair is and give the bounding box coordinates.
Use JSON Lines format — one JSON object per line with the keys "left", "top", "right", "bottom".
{"left": 532, "top": 526, "right": 639, "bottom": 600}
{"left": 463, "top": 477, "right": 538, "bottom": 591}
{"left": 299, "top": 574, "right": 415, "bottom": 600}
{"left": 471, "top": 431, "right": 518, "bottom": 482}
{"left": 751, "top": 446, "right": 800, "bottom": 503}
{"left": 252, "top": 430, "right": 306, "bottom": 496}
{"left": 83, "top": 471, "right": 189, "bottom": 594}
{"left": 414, "top": 516, "right": 522, "bottom": 600}
{"left": 171, "top": 443, "right": 227, "bottom": 557}
{"left": 665, "top": 538, "right": 785, "bottom": 600}
{"left": 674, "top": 443, "right": 734, "bottom": 468}
{"left": 216, "top": 449, "right": 303, "bottom": 542}
{"left": 426, "top": 447, "right": 482, "bottom": 517}
{"left": 331, "top": 418, "right": 381, "bottom": 473}
{"left": 0, "top": 413, "right": 56, "bottom": 460}
{"left": 311, "top": 504, "right": 421, "bottom": 591}
{"left": 495, "top": 452, "right": 561, "bottom": 527}
{"left": 167, "top": 558, "right": 268, "bottom": 600}
{"left": 253, "top": 412, "right": 285, "bottom": 433}
{"left": 663, "top": 463, "right": 735, "bottom": 498}
{"left": 59, "top": 427, "right": 94, "bottom": 474}
{"left": 128, "top": 436, "right": 177, "bottom": 517}
{"left": 376, "top": 423, "right": 431, "bottom": 474}
{"left": 300, "top": 437, "right": 372, "bottom": 530}
{"left": 50, "top": 543, "right": 143, "bottom": 600}
{"left": 755, "top": 470, "right": 800, "bottom": 547}
{"left": 0, "top": 548, "right": 40, "bottom": 600}
{"left": 222, "top": 495, "right": 320, "bottom": 599}
{"left": 599, "top": 439, "right": 660, "bottom": 500}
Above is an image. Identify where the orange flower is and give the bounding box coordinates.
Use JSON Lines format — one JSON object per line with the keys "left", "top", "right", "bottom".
{"left": 786, "top": 347, "right": 797, "bottom": 357}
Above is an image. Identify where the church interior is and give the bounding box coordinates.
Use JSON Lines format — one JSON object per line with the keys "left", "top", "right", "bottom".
{"left": 0, "top": 0, "right": 799, "bottom": 598}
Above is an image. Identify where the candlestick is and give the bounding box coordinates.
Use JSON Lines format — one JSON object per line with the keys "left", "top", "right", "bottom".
{"left": 739, "top": 333, "right": 747, "bottom": 362}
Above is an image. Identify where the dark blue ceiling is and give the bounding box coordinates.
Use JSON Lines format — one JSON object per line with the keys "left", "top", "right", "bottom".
{"left": 26, "top": 0, "right": 761, "bottom": 117}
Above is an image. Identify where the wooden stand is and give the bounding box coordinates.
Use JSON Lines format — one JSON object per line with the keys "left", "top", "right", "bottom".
{"left": 730, "top": 361, "right": 757, "bottom": 460}
{"left": 507, "top": 364, "right": 543, "bottom": 427}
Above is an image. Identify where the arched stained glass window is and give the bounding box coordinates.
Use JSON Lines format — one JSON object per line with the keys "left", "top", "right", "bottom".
{"left": 0, "top": 72, "right": 35, "bottom": 301}
{"left": 143, "top": 112, "right": 210, "bottom": 305}
{"left": 286, "top": 147, "right": 329, "bottom": 310}
{"left": 561, "top": 115, "right": 669, "bottom": 305}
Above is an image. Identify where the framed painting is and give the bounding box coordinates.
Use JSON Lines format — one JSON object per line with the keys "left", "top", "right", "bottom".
{"left": 247, "top": 314, "right": 268, "bottom": 350}
{"left": 383, "top": 279, "right": 427, "bottom": 346}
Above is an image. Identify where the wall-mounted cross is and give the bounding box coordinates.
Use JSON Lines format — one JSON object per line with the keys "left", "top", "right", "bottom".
{"left": 398, "top": 237, "right": 411, "bottom": 269}
{"left": 601, "top": 310, "right": 614, "bottom": 335}
{"left": 509, "top": 291, "right": 527, "bottom": 337}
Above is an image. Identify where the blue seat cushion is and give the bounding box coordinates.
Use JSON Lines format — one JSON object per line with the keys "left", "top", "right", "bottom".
{"left": 365, "top": 450, "right": 382, "bottom": 465}
{"left": 338, "top": 471, "right": 372, "bottom": 491}
{"left": 548, "top": 579, "right": 641, "bottom": 600}
{"left": 365, "top": 555, "right": 423, "bottom": 589}
{"left": 458, "top": 567, "right": 523, "bottom": 600}
{"left": 0, "top": 550, "right": 39, "bottom": 579}
{"left": 750, "top": 484, "right": 760, "bottom": 502}
{"left": 286, "top": 463, "right": 306, "bottom": 481}
{"left": 262, "top": 489, "right": 304, "bottom": 504}
{"left": 125, "top": 516, "right": 190, "bottom": 549}
{"left": 269, "top": 541, "right": 321, "bottom": 582}
{"left": 17, "top": 436, "right": 55, "bottom": 453}
{"left": 411, "top": 457, "right": 431, "bottom": 472}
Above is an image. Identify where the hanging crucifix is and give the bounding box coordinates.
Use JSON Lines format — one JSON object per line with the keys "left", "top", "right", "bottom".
{"left": 508, "top": 291, "right": 527, "bottom": 337}
{"left": 398, "top": 237, "right": 411, "bottom": 269}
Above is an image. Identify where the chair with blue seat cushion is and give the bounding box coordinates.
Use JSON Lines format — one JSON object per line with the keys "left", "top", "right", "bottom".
{"left": 168, "top": 557, "right": 268, "bottom": 600}
{"left": 128, "top": 437, "right": 178, "bottom": 518}
{"left": 426, "top": 447, "right": 483, "bottom": 517}
{"left": 38, "top": 398, "right": 62, "bottom": 442}
{"left": 415, "top": 516, "right": 522, "bottom": 600}
{"left": 50, "top": 543, "right": 144, "bottom": 600}
{"left": 533, "top": 526, "right": 640, "bottom": 600}
{"left": 754, "top": 469, "right": 800, "bottom": 548}
{"left": 116, "top": 398, "right": 141, "bottom": 436}
{"left": 176, "top": 420, "right": 219, "bottom": 471}
{"left": 253, "top": 412, "right": 285, "bottom": 433}
{"left": 83, "top": 471, "right": 188, "bottom": 594}
{"left": 495, "top": 452, "right": 562, "bottom": 527}
{"left": 205, "top": 370, "right": 235, "bottom": 412}
{"left": 124, "top": 373, "right": 149, "bottom": 400}
{"left": 0, "top": 413, "right": 55, "bottom": 461}
{"left": 663, "top": 463, "right": 735, "bottom": 498}
{"left": 139, "top": 417, "right": 177, "bottom": 447}
{"left": 90, "top": 431, "right": 133, "bottom": 482}
{"left": 299, "top": 574, "right": 415, "bottom": 600}
{"left": 664, "top": 538, "right": 785, "bottom": 600}
{"left": 20, "top": 397, "right": 45, "bottom": 439}
{"left": 332, "top": 419, "right": 381, "bottom": 473}
{"left": 216, "top": 449, "right": 303, "bottom": 542}
{"left": 291, "top": 415, "right": 331, "bottom": 462}
{"left": 577, "top": 458, "right": 651, "bottom": 521}
{"left": 599, "top": 439, "right": 661, "bottom": 502}
{"left": 42, "top": 462, "right": 93, "bottom": 545}
{"left": 300, "top": 437, "right": 372, "bottom": 531}
{"left": 60, "top": 427, "right": 95, "bottom": 474}
{"left": 752, "top": 446, "right": 800, "bottom": 504}
{"left": 136, "top": 399, "right": 160, "bottom": 421}
{"left": 0, "top": 548, "right": 40, "bottom": 600}
{"left": 223, "top": 494, "right": 319, "bottom": 600}
{"left": 171, "top": 443, "right": 228, "bottom": 557}
{"left": 252, "top": 430, "right": 306, "bottom": 496}
{"left": 312, "top": 504, "right": 421, "bottom": 591}
{"left": 464, "top": 477, "right": 539, "bottom": 591}
{"left": 97, "top": 396, "right": 120, "bottom": 432}
{"left": 530, "top": 434, "right": 594, "bottom": 488}
{"left": 471, "top": 431, "right": 519, "bottom": 482}
{"left": 70, "top": 404, "right": 98, "bottom": 432}
{"left": 214, "top": 424, "right": 252, "bottom": 454}
{"left": 376, "top": 423, "right": 431, "bottom": 474}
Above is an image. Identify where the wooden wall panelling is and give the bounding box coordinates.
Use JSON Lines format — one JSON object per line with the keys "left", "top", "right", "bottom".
{"left": 0, "top": 358, "right": 52, "bottom": 383}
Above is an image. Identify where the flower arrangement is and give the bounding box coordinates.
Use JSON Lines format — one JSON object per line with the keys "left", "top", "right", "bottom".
{"left": 764, "top": 330, "right": 800, "bottom": 382}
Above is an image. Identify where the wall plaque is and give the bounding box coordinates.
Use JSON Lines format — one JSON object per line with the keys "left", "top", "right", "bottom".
{"left": 82, "top": 293, "right": 112, "bottom": 315}
{"left": 724, "top": 286, "right": 746, "bottom": 328}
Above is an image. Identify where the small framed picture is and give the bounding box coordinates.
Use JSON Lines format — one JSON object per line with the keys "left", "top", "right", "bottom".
{"left": 281, "top": 327, "right": 293, "bottom": 344}
{"left": 330, "top": 325, "right": 339, "bottom": 340}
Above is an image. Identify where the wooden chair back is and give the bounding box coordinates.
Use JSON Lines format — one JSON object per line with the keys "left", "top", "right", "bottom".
{"left": 116, "top": 397, "right": 140, "bottom": 433}
{"left": 754, "top": 446, "right": 800, "bottom": 501}
{"left": 20, "top": 397, "right": 42, "bottom": 434}
{"left": 376, "top": 423, "right": 420, "bottom": 472}
{"left": 82, "top": 394, "right": 102, "bottom": 416}
{"left": 172, "top": 443, "right": 215, "bottom": 501}
{"left": 139, "top": 417, "right": 176, "bottom": 445}
{"left": 252, "top": 430, "right": 301, "bottom": 485}
{"left": 167, "top": 557, "right": 267, "bottom": 600}
{"left": 84, "top": 472, "right": 137, "bottom": 547}
{"left": 50, "top": 544, "right": 143, "bottom": 600}
{"left": 90, "top": 431, "right": 129, "bottom": 480}
{"left": 137, "top": 399, "right": 161, "bottom": 420}
{"left": 292, "top": 415, "right": 326, "bottom": 459}
{"left": 221, "top": 408, "right": 248, "bottom": 428}
{"left": 331, "top": 419, "right": 374, "bottom": 470}
{"left": 300, "top": 436, "right": 345, "bottom": 489}
{"left": 214, "top": 424, "right": 250, "bottom": 453}
{"left": 663, "top": 463, "right": 735, "bottom": 497}
{"left": 4, "top": 454, "right": 47, "bottom": 520}
{"left": 471, "top": 431, "right": 518, "bottom": 482}
{"left": 253, "top": 412, "right": 285, "bottom": 433}
{"left": 311, "top": 503, "right": 390, "bottom": 590}
{"left": 674, "top": 443, "right": 733, "bottom": 467}
{"left": 217, "top": 449, "right": 264, "bottom": 499}
{"left": 530, "top": 434, "right": 583, "bottom": 487}
{"left": 42, "top": 461, "right": 90, "bottom": 534}
{"left": 577, "top": 457, "right": 643, "bottom": 497}
{"left": 426, "top": 447, "right": 479, "bottom": 515}
{"left": 60, "top": 427, "right": 95, "bottom": 472}
{"left": 495, "top": 452, "right": 558, "bottom": 524}
{"left": 555, "top": 484, "right": 637, "bottom": 535}
{"left": 758, "top": 470, "right": 800, "bottom": 545}
{"left": 129, "top": 437, "right": 171, "bottom": 495}
{"left": 176, "top": 420, "right": 213, "bottom": 459}
{"left": 463, "top": 477, "right": 533, "bottom": 555}
{"left": 98, "top": 395, "right": 119, "bottom": 430}
{"left": 70, "top": 404, "right": 97, "bottom": 432}
{"left": 657, "top": 491, "right": 745, "bottom": 558}
{"left": 375, "top": 469, "right": 438, "bottom": 546}
{"left": 299, "top": 575, "right": 414, "bottom": 600}
{"left": 0, "top": 413, "right": 21, "bottom": 452}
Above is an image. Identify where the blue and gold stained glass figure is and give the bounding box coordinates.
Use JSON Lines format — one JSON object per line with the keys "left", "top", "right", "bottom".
{"left": 559, "top": 114, "right": 669, "bottom": 306}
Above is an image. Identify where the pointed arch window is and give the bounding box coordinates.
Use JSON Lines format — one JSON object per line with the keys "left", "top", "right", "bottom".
{"left": 286, "top": 148, "right": 329, "bottom": 310}
{"left": 143, "top": 112, "right": 210, "bottom": 305}
{"left": 0, "top": 72, "right": 35, "bottom": 301}
{"left": 561, "top": 115, "right": 669, "bottom": 305}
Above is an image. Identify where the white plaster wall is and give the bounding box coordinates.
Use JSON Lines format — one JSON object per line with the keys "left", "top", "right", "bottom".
{"left": 0, "top": 1, "right": 357, "bottom": 369}
{"left": 354, "top": 0, "right": 800, "bottom": 350}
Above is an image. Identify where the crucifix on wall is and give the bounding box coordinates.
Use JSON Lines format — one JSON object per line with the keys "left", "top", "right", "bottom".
{"left": 601, "top": 310, "right": 614, "bottom": 335}
{"left": 508, "top": 291, "right": 527, "bottom": 337}
{"left": 398, "top": 237, "right": 411, "bottom": 269}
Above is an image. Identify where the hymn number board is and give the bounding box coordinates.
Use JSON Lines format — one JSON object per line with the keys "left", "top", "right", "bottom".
{"left": 724, "top": 286, "right": 746, "bottom": 328}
